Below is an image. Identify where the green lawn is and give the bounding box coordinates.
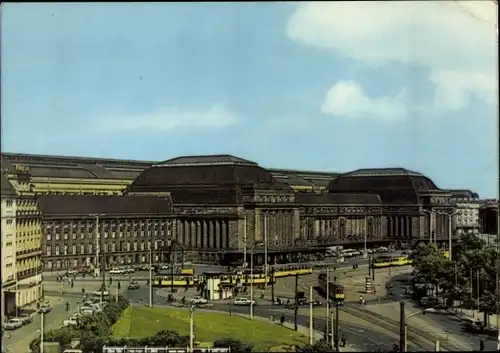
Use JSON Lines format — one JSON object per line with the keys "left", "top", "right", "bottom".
{"left": 112, "top": 306, "right": 309, "bottom": 352}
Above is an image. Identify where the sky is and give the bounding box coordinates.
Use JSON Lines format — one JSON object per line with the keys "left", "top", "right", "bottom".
{"left": 1, "top": 2, "right": 498, "bottom": 197}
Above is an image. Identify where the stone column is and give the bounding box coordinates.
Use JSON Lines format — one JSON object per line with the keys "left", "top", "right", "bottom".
{"left": 196, "top": 221, "right": 202, "bottom": 248}
{"left": 184, "top": 220, "right": 190, "bottom": 248}
{"left": 178, "top": 220, "right": 184, "bottom": 246}
{"left": 272, "top": 211, "right": 278, "bottom": 247}
{"left": 190, "top": 221, "right": 196, "bottom": 248}
{"left": 215, "top": 220, "right": 221, "bottom": 249}
{"left": 314, "top": 219, "right": 320, "bottom": 239}
{"left": 209, "top": 220, "right": 215, "bottom": 249}
{"left": 406, "top": 217, "right": 411, "bottom": 238}
{"left": 255, "top": 209, "right": 262, "bottom": 242}
{"left": 221, "top": 220, "right": 227, "bottom": 249}
{"left": 203, "top": 220, "right": 208, "bottom": 248}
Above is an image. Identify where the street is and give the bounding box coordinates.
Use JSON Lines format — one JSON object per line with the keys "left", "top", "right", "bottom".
{"left": 3, "top": 279, "right": 105, "bottom": 353}
{"left": 4, "top": 254, "right": 409, "bottom": 353}
{"left": 387, "top": 273, "right": 499, "bottom": 351}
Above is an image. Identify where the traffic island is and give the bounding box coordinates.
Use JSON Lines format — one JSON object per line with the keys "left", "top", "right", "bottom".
{"left": 112, "top": 306, "right": 311, "bottom": 352}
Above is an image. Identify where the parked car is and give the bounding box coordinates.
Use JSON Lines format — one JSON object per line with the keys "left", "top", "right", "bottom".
{"left": 109, "top": 268, "right": 125, "bottom": 275}
{"left": 190, "top": 296, "right": 208, "bottom": 305}
{"left": 93, "top": 290, "right": 110, "bottom": 297}
{"left": 3, "top": 318, "right": 23, "bottom": 330}
{"left": 123, "top": 267, "right": 135, "bottom": 274}
{"left": 18, "top": 313, "right": 33, "bottom": 324}
{"left": 38, "top": 305, "right": 52, "bottom": 314}
{"left": 63, "top": 318, "right": 79, "bottom": 326}
{"left": 127, "top": 282, "right": 140, "bottom": 290}
{"left": 233, "top": 297, "right": 255, "bottom": 306}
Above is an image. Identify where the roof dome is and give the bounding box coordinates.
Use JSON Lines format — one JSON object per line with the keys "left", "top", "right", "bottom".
{"left": 327, "top": 168, "right": 439, "bottom": 204}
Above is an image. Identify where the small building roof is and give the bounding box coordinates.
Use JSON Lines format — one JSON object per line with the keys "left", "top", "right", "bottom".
{"left": 159, "top": 154, "right": 258, "bottom": 167}
{"left": 37, "top": 195, "right": 173, "bottom": 218}
{"left": 1, "top": 173, "right": 17, "bottom": 197}
{"left": 447, "top": 189, "right": 480, "bottom": 199}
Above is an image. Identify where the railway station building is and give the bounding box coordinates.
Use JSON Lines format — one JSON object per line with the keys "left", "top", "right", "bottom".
{"left": 1, "top": 152, "right": 473, "bottom": 270}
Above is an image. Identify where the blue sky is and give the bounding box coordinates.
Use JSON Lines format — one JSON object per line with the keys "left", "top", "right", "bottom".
{"left": 1, "top": 2, "right": 498, "bottom": 197}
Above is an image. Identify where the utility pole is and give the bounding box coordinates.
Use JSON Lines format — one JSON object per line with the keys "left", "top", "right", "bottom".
{"left": 477, "top": 268, "right": 480, "bottom": 319}
{"left": 271, "top": 268, "right": 275, "bottom": 303}
{"left": 294, "top": 274, "right": 298, "bottom": 331}
{"left": 334, "top": 303, "right": 339, "bottom": 352}
{"left": 470, "top": 268, "right": 475, "bottom": 318}
{"left": 170, "top": 243, "right": 175, "bottom": 293}
{"left": 243, "top": 217, "right": 247, "bottom": 265}
{"left": 330, "top": 310, "right": 334, "bottom": 350}
{"left": 95, "top": 214, "right": 100, "bottom": 278}
{"left": 189, "top": 305, "right": 195, "bottom": 351}
{"left": 326, "top": 268, "right": 330, "bottom": 344}
{"left": 149, "top": 248, "right": 153, "bottom": 308}
{"left": 264, "top": 214, "right": 268, "bottom": 288}
{"left": 309, "top": 286, "right": 313, "bottom": 345}
{"left": 368, "top": 255, "right": 371, "bottom": 278}
{"left": 40, "top": 311, "right": 44, "bottom": 353}
{"left": 399, "top": 301, "right": 406, "bottom": 352}
{"left": 90, "top": 213, "right": 105, "bottom": 278}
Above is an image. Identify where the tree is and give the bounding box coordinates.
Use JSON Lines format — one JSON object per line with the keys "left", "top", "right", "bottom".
{"left": 214, "top": 338, "right": 253, "bottom": 353}
{"left": 412, "top": 234, "right": 499, "bottom": 318}
{"left": 296, "top": 341, "right": 334, "bottom": 353}
{"left": 148, "top": 330, "right": 187, "bottom": 346}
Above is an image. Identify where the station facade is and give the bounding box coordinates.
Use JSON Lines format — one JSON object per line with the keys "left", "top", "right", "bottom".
{"left": 1, "top": 152, "right": 477, "bottom": 271}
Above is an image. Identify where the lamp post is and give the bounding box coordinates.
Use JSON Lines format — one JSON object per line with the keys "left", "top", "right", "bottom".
{"left": 168, "top": 239, "right": 177, "bottom": 293}
{"left": 363, "top": 210, "right": 368, "bottom": 259}
{"left": 264, "top": 213, "right": 268, "bottom": 288}
{"left": 401, "top": 301, "right": 434, "bottom": 352}
{"left": 421, "top": 210, "right": 436, "bottom": 244}
{"left": 434, "top": 210, "right": 459, "bottom": 260}
{"left": 422, "top": 209, "right": 459, "bottom": 258}
{"left": 40, "top": 311, "right": 45, "bottom": 353}
{"left": 89, "top": 213, "right": 105, "bottom": 278}
{"left": 189, "top": 304, "right": 196, "bottom": 351}
{"left": 149, "top": 247, "right": 153, "bottom": 308}
{"left": 250, "top": 241, "right": 264, "bottom": 320}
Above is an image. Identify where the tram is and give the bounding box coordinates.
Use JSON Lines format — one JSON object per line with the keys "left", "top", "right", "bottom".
{"left": 152, "top": 264, "right": 313, "bottom": 288}
{"left": 372, "top": 255, "right": 413, "bottom": 269}
{"left": 317, "top": 273, "right": 345, "bottom": 305}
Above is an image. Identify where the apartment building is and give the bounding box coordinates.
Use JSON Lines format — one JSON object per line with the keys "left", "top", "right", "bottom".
{"left": 1, "top": 174, "right": 18, "bottom": 319}
{"left": 448, "top": 190, "right": 481, "bottom": 234}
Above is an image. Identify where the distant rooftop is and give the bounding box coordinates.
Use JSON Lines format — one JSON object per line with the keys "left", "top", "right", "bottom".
{"left": 156, "top": 154, "right": 258, "bottom": 167}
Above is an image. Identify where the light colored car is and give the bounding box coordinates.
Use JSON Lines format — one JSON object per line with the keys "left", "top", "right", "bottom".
{"left": 109, "top": 268, "right": 125, "bottom": 275}
{"left": 63, "top": 318, "right": 79, "bottom": 326}
{"left": 38, "top": 305, "right": 52, "bottom": 314}
{"left": 3, "top": 318, "right": 23, "bottom": 330}
{"left": 93, "top": 290, "right": 110, "bottom": 297}
{"left": 233, "top": 297, "right": 255, "bottom": 306}
{"left": 190, "top": 296, "right": 208, "bottom": 305}
{"left": 81, "top": 308, "right": 96, "bottom": 316}
{"left": 18, "top": 313, "right": 33, "bottom": 325}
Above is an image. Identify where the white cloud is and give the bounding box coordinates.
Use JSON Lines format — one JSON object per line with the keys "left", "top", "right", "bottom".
{"left": 322, "top": 81, "right": 408, "bottom": 121}
{"left": 97, "top": 104, "right": 239, "bottom": 132}
{"left": 287, "top": 1, "right": 498, "bottom": 115}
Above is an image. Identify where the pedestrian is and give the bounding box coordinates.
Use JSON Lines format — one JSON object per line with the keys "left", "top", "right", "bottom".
{"left": 280, "top": 314, "right": 285, "bottom": 325}
{"left": 480, "top": 338, "right": 485, "bottom": 352}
